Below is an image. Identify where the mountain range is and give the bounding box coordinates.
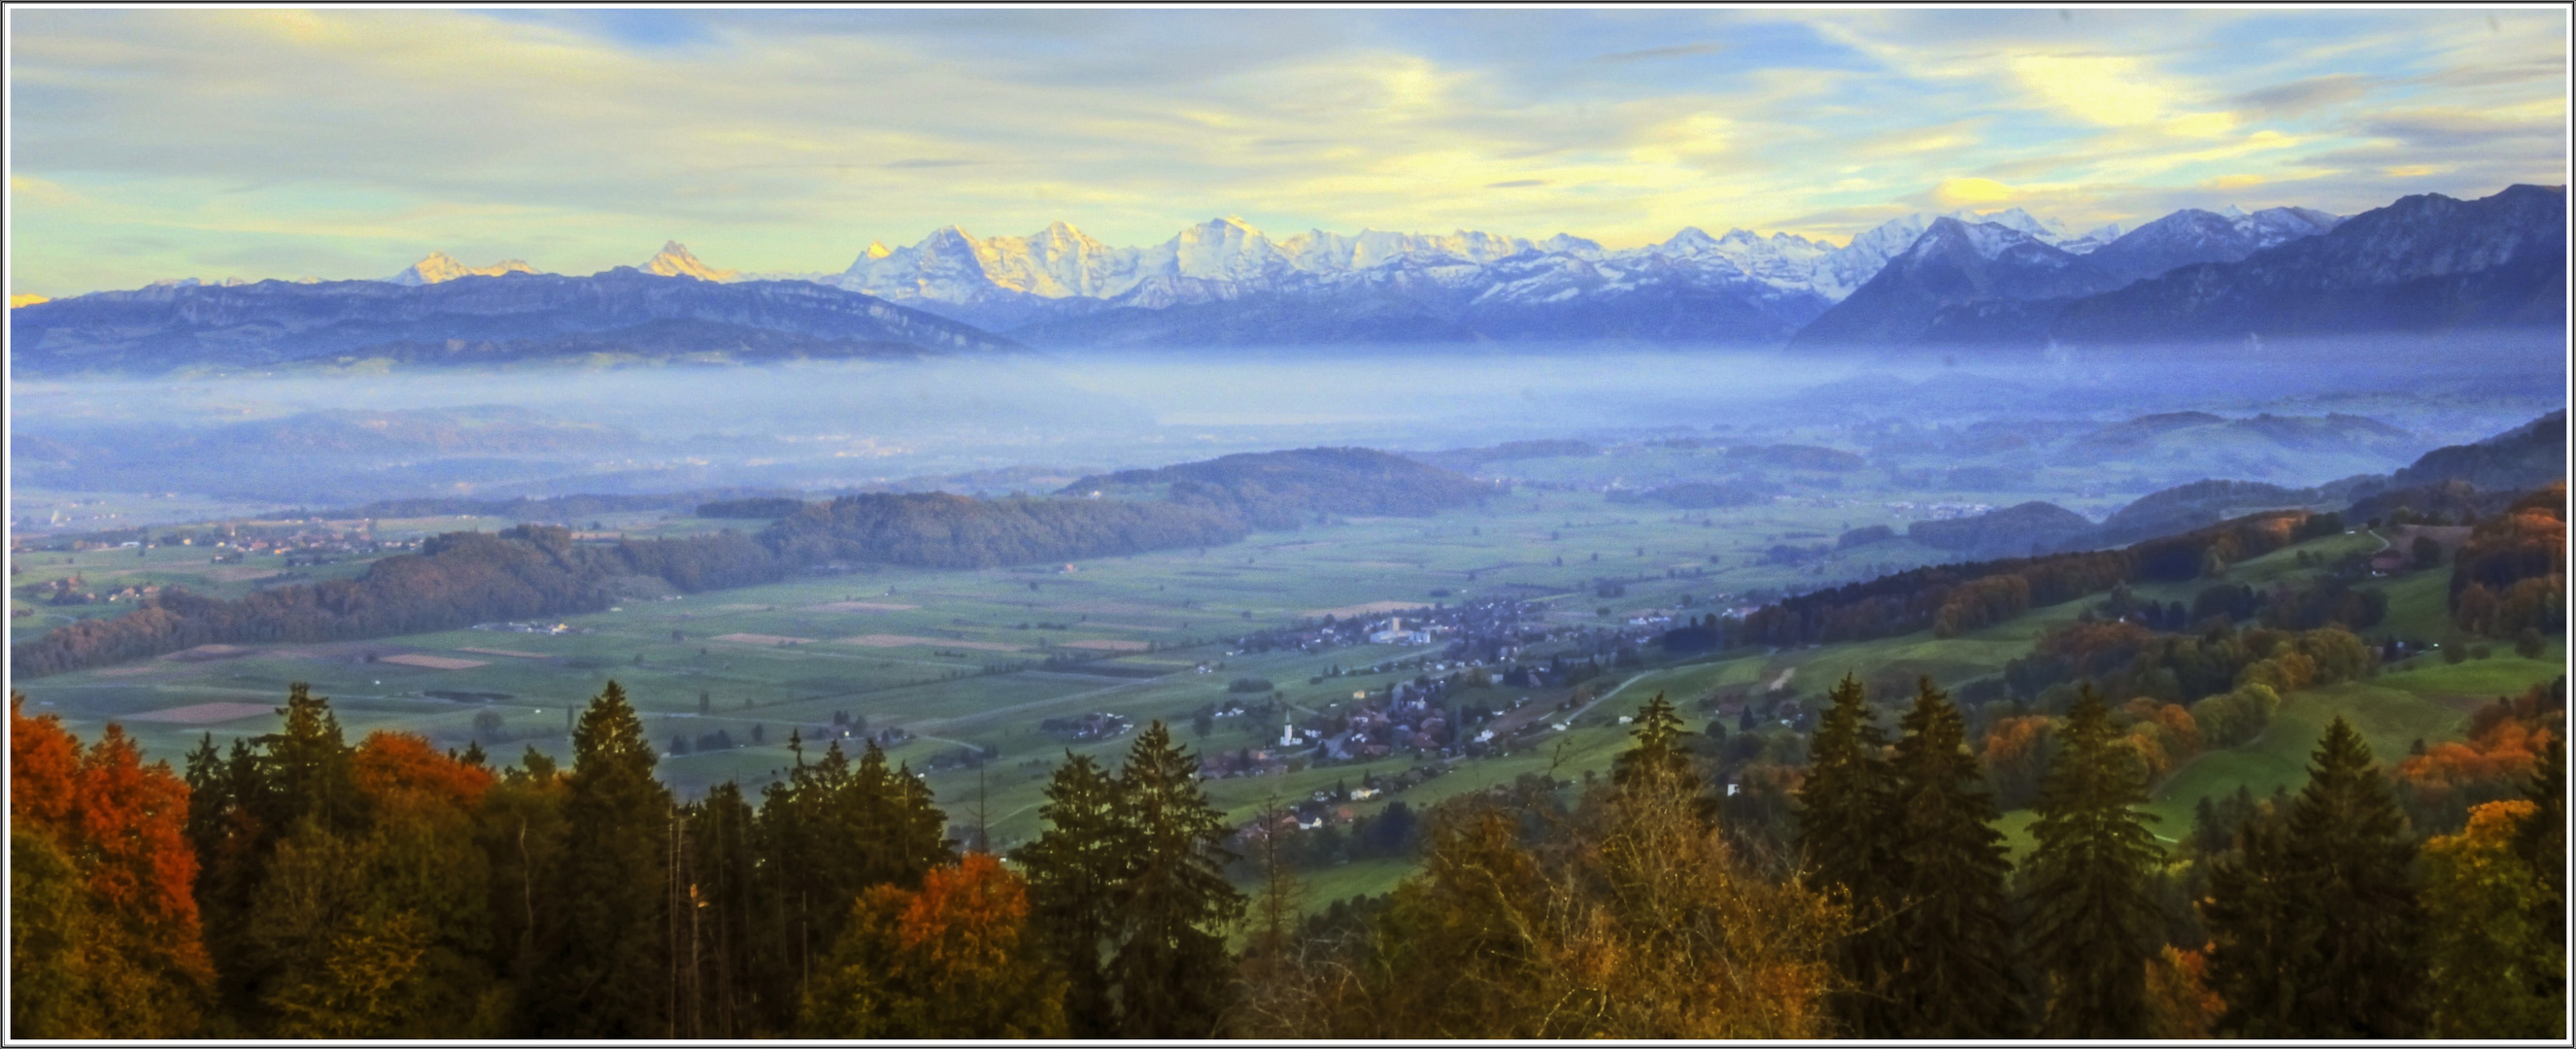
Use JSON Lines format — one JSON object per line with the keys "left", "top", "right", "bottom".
{"left": 10, "top": 186, "right": 2563, "bottom": 373}
{"left": 9, "top": 264, "right": 1017, "bottom": 375}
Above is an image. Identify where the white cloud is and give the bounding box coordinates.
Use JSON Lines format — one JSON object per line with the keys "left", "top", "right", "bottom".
{"left": 6, "top": 9, "right": 2566, "bottom": 296}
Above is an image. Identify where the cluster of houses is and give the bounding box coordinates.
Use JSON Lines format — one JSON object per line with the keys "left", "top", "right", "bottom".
{"left": 1038, "top": 711, "right": 1133, "bottom": 741}
{"left": 14, "top": 523, "right": 419, "bottom": 559}
{"left": 472, "top": 621, "right": 580, "bottom": 634}
{"left": 17, "top": 573, "right": 168, "bottom": 607}
{"left": 1233, "top": 597, "right": 1558, "bottom": 666}
{"left": 1199, "top": 746, "right": 1296, "bottom": 779}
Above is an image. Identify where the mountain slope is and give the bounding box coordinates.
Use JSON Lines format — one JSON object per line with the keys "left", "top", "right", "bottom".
{"left": 2079, "top": 206, "right": 2341, "bottom": 285}
{"left": 2050, "top": 184, "right": 2566, "bottom": 343}
{"left": 2387, "top": 409, "right": 2568, "bottom": 492}
{"left": 1788, "top": 219, "right": 2128, "bottom": 349}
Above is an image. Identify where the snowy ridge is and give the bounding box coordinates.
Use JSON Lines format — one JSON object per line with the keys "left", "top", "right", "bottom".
{"left": 387, "top": 252, "right": 537, "bottom": 287}
{"left": 240, "top": 197, "right": 2335, "bottom": 345}
{"left": 639, "top": 241, "right": 738, "bottom": 283}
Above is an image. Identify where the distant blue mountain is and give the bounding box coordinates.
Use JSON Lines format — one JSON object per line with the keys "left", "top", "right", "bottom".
{"left": 2049, "top": 184, "right": 2565, "bottom": 344}
{"left": 9, "top": 267, "right": 1020, "bottom": 375}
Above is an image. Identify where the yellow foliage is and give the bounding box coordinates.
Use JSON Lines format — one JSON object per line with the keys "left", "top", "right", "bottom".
{"left": 2421, "top": 799, "right": 2561, "bottom": 1038}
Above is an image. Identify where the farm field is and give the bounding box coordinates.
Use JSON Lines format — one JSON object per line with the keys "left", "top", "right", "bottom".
{"left": 11, "top": 482, "right": 2563, "bottom": 910}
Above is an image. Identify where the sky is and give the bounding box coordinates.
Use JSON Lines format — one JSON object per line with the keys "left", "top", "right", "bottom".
{"left": 8, "top": 7, "right": 2569, "bottom": 297}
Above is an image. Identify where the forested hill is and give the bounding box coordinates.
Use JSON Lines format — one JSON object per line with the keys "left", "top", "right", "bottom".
{"left": 758, "top": 493, "right": 1246, "bottom": 569}
{"left": 11, "top": 525, "right": 782, "bottom": 677}
{"left": 1060, "top": 447, "right": 1499, "bottom": 528}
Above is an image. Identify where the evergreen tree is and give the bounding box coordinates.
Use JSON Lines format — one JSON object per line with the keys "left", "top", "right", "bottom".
{"left": 2021, "top": 686, "right": 2162, "bottom": 1037}
{"left": 1611, "top": 692, "right": 1693, "bottom": 794}
{"left": 880, "top": 750, "right": 954, "bottom": 887}
{"left": 2201, "top": 796, "right": 2308, "bottom": 1036}
{"left": 257, "top": 683, "right": 362, "bottom": 834}
{"left": 1885, "top": 677, "right": 2023, "bottom": 1037}
{"left": 2283, "top": 716, "right": 2424, "bottom": 1036}
{"left": 1015, "top": 753, "right": 1133, "bottom": 1038}
{"left": 476, "top": 747, "right": 567, "bottom": 1032}
{"left": 685, "top": 781, "right": 758, "bottom": 1038}
{"left": 1796, "top": 674, "right": 1904, "bottom": 1036}
{"left": 1108, "top": 722, "right": 1245, "bottom": 1037}
{"left": 528, "top": 681, "right": 672, "bottom": 1036}
{"left": 183, "top": 683, "right": 362, "bottom": 1028}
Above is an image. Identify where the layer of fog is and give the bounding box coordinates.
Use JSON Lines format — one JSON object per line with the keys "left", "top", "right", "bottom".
{"left": 8, "top": 332, "right": 2564, "bottom": 520}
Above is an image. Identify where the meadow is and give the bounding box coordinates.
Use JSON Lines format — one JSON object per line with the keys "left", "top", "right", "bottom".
{"left": 11, "top": 454, "right": 2561, "bottom": 909}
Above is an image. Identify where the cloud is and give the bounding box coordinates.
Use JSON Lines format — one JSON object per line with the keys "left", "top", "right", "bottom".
{"left": 2229, "top": 74, "right": 2372, "bottom": 116}
{"left": 2008, "top": 54, "right": 2170, "bottom": 126}
{"left": 1594, "top": 42, "right": 1723, "bottom": 63}
{"left": 5, "top": 8, "right": 2567, "bottom": 294}
{"left": 2359, "top": 107, "right": 2565, "bottom": 150}
{"left": 1933, "top": 177, "right": 2018, "bottom": 207}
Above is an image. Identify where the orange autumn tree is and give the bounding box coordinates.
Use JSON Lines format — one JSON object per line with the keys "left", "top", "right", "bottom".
{"left": 2394, "top": 678, "right": 2564, "bottom": 833}
{"left": 800, "top": 852, "right": 1068, "bottom": 1038}
{"left": 10, "top": 694, "right": 215, "bottom": 1037}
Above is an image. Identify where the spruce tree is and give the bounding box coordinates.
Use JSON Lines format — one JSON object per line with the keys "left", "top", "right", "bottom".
{"left": 2202, "top": 799, "right": 2311, "bottom": 1037}
{"left": 687, "top": 781, "right": 759, "bottom": 1038}
{"left": 1611, "top": 692, "right": 1693, "bottom": 793}
{"left": 1108, "top": 722, "right": 1245, "bottom": 1037}
{"left": 2021, "top": 686, "right": 2162, "bottom": 1037}
{"left": 1795, "top": 674, "right": 1904, "bottom": 1037}
{"left": 531, "top": 681, "right": 672, "bottom": 1037}
{"left": 2281, "top": 716, "right": 2424, "bottom": 1036}
{"left": 259, "top": 682, "right": 361, "bottom": 833}
{"left": 1885, "top": 677, "right": 2023, "bottom": 1037}
{"left": 881, "top": 753, "right": 953, "bottom": 887}
{"left": 1015, "top": 753, "right": 1132, "bottom": 1038}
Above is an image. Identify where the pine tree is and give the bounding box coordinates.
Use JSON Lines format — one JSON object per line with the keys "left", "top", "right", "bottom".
{"left": 1884, "top": 677, "right": 2023, "bottom": 1037}
{"left": 2280, "top": 716, "right": 2424, "bottom": 1036}
{"left": 2021, "top": 686, "right": 2163, "bottom": 1037}
{"left": 1015, "top": 753, "right": 1133, "bottom": 1038}
{"left": 529, "top": 681, "right": 672, "bottom": 1036}
{"left": 1796, "top": 674, "right": 1903, "bottom": 1036}
{"left": 1108, "top": 722, "right": 1245, "bottom": 1037}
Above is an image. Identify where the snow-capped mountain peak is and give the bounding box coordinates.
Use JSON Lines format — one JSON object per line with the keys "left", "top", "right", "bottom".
{"left": 809, "top": 196, "right": 2344, "bottom": 341}
{"left": 1915, "top": 216, "right": 2050, "bottom": 262}
{"left": 388, "top": 251, "right": 539, "bottom": 287}
{"left": 1662, "top": 226, "right": 1721, "bottom": 254}
{"left": 640, "top": 242, "right": 737, "bottom": 282}
{"left": 1539, "top": 233, "right": 1604, "bottom": 259}
{"left": 1945, "top": 206, "right": 2070, "bottom": 243}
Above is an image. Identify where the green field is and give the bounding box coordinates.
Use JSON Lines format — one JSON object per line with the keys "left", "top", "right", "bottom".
{"left": 12, "top": 480, "right": 2566, "bottom": 910}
